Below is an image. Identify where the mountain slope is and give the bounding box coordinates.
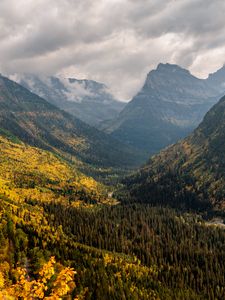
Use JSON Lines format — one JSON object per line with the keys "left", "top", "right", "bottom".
{"left": 0, "top": 74, "right": 142, "bottom": 171}
{"left": 103, "top": 63, "right": 222, "bottom": 156}
{"left": 121, "top": 95, "right": 225, "bottom": 210}
{"left": 13, "top": 74, "right": 125, "bottom": 126}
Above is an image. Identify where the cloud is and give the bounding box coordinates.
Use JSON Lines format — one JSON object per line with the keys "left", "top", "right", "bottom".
{"left": 60, "top": 78, "right": 94, "bottom": 102}
{"left": 0, "top": 0, "right": 225, "bottom": 100}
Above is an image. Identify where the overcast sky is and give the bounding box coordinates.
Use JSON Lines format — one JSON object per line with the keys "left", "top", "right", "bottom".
{"left": 0, "top": 0, "right": 225, "bottom": 100}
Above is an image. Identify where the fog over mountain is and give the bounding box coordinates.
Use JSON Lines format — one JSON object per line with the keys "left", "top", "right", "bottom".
{"left": 12, "top": 74, "right": 125, "bottom": 126}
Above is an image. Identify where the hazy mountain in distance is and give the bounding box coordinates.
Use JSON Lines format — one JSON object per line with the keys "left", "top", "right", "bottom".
{"left": 122, "top": 94, "right": 225, "bottom": 210}
{"left": 102, "top": 63, "right": 222, "bottom": 157}
{"left": 12, "top": 74, "right": 125, "bottom": 127}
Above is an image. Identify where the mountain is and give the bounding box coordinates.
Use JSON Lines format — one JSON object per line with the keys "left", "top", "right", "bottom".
{"left": 102, "top": 63, "right": 222, "bottom": 157}
{"left": 121, "top": 95, "right": 225, "bottom": 210}
{"left": 13, "top": 74, "right": 125, "bottom": 126}
{"left": 0, "top": 74, "right": 142, "bottom": 172}
{"left": 207, "top": 64, "right": 225, "bottom": 92}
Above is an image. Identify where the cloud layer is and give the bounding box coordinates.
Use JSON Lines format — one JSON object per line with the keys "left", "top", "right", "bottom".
{"left": 0, "top": 0, "right": 225, "bottom": 99}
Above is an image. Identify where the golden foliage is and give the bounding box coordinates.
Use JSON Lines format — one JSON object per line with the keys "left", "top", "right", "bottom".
{"left": 0, "top": 257, "right": 76, "bottom": 300}
{"left": 0, "top": 135, "right": 108, "bottom": 207}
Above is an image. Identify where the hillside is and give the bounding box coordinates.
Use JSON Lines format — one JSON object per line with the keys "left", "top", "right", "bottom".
{"left": 0, "top": 74, "right": 143, "bottom": 172}
{"left": 121, "top": 95, "right": 225, "bottom": 210}
{"left": 0, "top": 134, "right": 113, "bottom": 207}
{"left": 14, "top": 74, "right": 125, "bottom": 127}
{"left": 103, "top": 63, "right": 222, "bottom": 157}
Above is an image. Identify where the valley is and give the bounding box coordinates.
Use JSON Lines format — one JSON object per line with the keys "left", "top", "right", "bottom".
{"left": 0, "top": 66, "right": 224, "bottom": 299}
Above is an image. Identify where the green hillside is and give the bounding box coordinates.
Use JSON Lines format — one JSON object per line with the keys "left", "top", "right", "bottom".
{"left": 121, "top": 96, "right": 225, "bottom": 210}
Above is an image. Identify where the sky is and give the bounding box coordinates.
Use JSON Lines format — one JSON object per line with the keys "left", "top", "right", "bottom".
{"left": 0, "top": 0, "right": 225, "bottom": 100}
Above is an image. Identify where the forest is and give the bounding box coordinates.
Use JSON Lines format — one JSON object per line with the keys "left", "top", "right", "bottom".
{"left": 1, "top": 187, "right": 225, "bottom": 299}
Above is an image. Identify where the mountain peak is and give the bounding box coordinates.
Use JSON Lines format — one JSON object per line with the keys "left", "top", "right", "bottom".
{"left": 145, "top": 63, "right": 192, "bottom": 85}
{"left": 142, "top": 63, "right": 209, "bottom": 101}
{"left": 154, "top": 63, "right": 190, "bottom": 74}
{"left": 157, "top": 62, "right": 179, "bottom": 69}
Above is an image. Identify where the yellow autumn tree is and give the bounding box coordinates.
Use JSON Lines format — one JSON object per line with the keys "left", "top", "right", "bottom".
{"left": 0, "top": 257, "right": 78, "bottom": 299}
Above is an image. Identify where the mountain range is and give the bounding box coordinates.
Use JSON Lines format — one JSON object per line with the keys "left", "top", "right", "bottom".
{"left": 12, "top": 74, "right": 125, "bottom": 127}
{"left": 13, "top": 63, "right": 225, "bottom": 161}
{"left": 103, "top": 63, "right": 225, "bottom": 157}
{"left": 0, "top": 74, "right": 142, "bottom": 174}
{"left": 122, "top": 94, "right": 225, "bottom": 210}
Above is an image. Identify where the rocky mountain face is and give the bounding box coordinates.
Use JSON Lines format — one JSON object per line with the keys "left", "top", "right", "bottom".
{"left": 13, "top": 74, "right": 125, "bottom": 127}
{"left": 103, "top": 63, "right": 223, "bottom": 157}
{"left": 207, "top": 64, "right": 225, "bottom": 92}
{"left": 122, "top": 95, "right": 225, "bottom": 210}
{"left": 0, "top": 74, "right": 142, "bottom": 171}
